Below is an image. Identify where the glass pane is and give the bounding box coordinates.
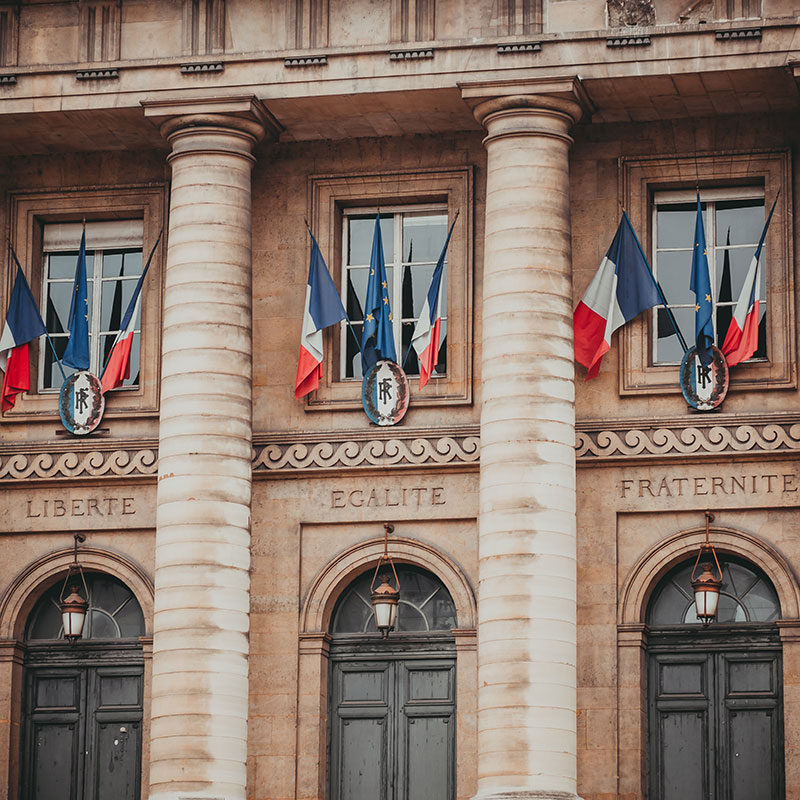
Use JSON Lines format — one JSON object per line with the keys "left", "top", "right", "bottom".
{"left": 26, "top": 573, "right": 144, "bottom": 640}
{"left": 715, "top": 199, "right": 764, "bottom": 246}
{"left": 123, "top": 332, "right": 141, "bottom": 387}
{"left": 655, "top": 251, "right": 694, "bottom": 306}
{"left": 715, "top": 247, "right": 759, "bottom": 300}
{"left": 43, "top": 342, "right": 76, "bottom": 390}
{"left": 648, "top": 556, "right": 780, "bottom": 626}
{"left": 89, "top": 609, "right": 121, "bottom": 639}
{"left": 331, "top": 566, "right": 456, "bottom": 634}
{"left": 402, "top": 214, "right": 447, "bottom": 263}
{"left": 655, "top": 307, "right": 694, "bottom": 364}
{"left": 346, "top": 268, "right": 368, "bottom": 321}
{"left": 347, "top": 216, "right": 393, "bottom": 266}
{"left": 402, "top": 263, "right": 446, "bottom": 319}
{"left": 401, "top": 321, "right": 419, "bottom": 376}
{"left": 48, "top": 252, "right": 95, "bottom": 280}
{"left": 102, "top": 249, "right": 142, "bottom": 278}
{"left": 657, "top": 204, "right": 704, "bottom": 250}
{"left": 100, "top": 279, "right": 139, "bottom": 332}
{"left": 344, "top": 322, "right": 363, "bottom": 379}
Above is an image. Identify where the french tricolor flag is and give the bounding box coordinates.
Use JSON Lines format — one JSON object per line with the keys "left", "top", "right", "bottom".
{"left": 100, "top": 232, "right": 161, "bottom": 394}
{"left": 411, "top": 216, "right": 457, "bottom": 389}
{"left": 0, "top": 259, "right": 47, "bottom": 412}
{"left": 721, "top": 197, "right": 777, "bottom": 367}
{"left": 574, "top": 213, "right": 660, "bottom": 379}
{"left": 295, "top": 233, "right": 348, "bottom": 399}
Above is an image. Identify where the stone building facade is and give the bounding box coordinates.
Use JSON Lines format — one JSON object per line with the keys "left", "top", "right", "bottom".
{"left": 0, "top": 1, "right": 798, "bottom": 799}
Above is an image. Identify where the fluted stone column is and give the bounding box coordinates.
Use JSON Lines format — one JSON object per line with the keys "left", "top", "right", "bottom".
{"left": 473, "top": 93, "right": 583, "bottom": 800}
{"left": 145, "top": 100, "right": 267, "bottom": 800}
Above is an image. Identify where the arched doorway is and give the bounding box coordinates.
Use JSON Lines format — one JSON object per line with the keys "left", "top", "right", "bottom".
{"left": 20, "top": 572, "right": 146, "bottom": 800}
{"left": 646, "top": 555, "right": 783, "bottom": 800}
{"left": 328, "top": 565, "right": 458, "bottom": 800}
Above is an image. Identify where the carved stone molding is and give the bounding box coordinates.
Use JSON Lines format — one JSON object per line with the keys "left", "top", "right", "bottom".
{"left": 0, "top": 446, "right": 158, "bottom": 483}
{"left": 252, "top": 428, "right": 481, "bottom": 475}
{"left": 2, "top": 415, "right": 799, "bottom": 483}
{"left": 577, "top": 415, "right": 800, "bottom": 463}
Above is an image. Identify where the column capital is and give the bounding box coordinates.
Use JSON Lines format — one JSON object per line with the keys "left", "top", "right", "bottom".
{"left": 142, "top": 94, "right": 283, "bottom": 145}
{"left": 461, "top": 76, "right": 594, "bottom": 132}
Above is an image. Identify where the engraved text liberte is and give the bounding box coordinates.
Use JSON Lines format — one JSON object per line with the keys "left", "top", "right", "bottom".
{"left": 26, "top": 497, "right": 136, "bottom": 518}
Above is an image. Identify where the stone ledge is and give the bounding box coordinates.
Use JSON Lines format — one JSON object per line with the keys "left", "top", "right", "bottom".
{"left": 389, "top": 48, "right": 434, "bottom": 60}
{"left": 715, "top": 27, "right": 762, "bottom": 40}
{"left": 180, "top": 62, "right": 224, "bottom": 73}
{"left": 606, "top": 35, "right": 651, "bottom": 46}
{"left": 284, "top": 55, "right": 328, "bottom": 67}
{"left": 75, "top": 68, "right": 120, "bottom": 80}
{"left": 497, "top": 42, "right": 542, "bottom": 53}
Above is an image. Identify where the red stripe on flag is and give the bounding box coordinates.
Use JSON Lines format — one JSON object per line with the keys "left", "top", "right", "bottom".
{"left": 2, "top": 343, "right": 30, "bottom": 412}
{"left": 418, "top": 317, "right": 441, "bottom": 389}
{"left": 100, "top": 333, "right": 134, "bottom": 394}
{"left": 295, "top": 345, "right": 322, "bottom": 399}
{"left": 721, "top": 300, "right": 760, "bottom": 367}
{"left": 573, "top": 302, "right": 609, "bottom": 378}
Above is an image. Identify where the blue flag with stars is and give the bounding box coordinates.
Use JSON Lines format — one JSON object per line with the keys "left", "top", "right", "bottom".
{"left": 361, "top": 215, "right": 396, "bottom": 374}
{"left": 62, "top": 229, "right": 90, "bottom": 371}
{"left": 690, "top": 193, "right": 714, "bottom": 367}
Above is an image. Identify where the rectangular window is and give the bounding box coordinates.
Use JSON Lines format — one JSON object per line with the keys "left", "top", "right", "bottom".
{"left": 340, "top": 206, "right": 448, "bottom": 380}
{"left": 40, "top": 220, "right": 143, "bottom": 390}
{"left": 652, "top": 188, "right": 766, "bottom": 365}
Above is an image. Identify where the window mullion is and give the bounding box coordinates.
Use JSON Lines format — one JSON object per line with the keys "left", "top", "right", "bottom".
{"left": 91, "top": 250, "right": 104, "bottom": 375}
{"left": 393, "top": 213, "right": 403, "bottom": 359}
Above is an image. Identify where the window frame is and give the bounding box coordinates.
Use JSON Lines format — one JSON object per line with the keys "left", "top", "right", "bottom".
{"left": 5, "top": 184, "right": 166, "bottom": 419}
{"left": 39, "top": 220, "right": 145, "bottom": 392}
{"left": 306, "top": 167, "right": 473, "bottom": 410}
{"left": 339, "top": 203, "right": 450, "bottom": 382}
{"left": 620, "top": 150, "right": 794, "bottom": 394}
{"left": 651, "top": 186, "right": 767, "bottom": 366}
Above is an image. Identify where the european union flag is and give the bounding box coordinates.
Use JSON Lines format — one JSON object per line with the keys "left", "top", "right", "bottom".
{"left": 62, "top": 230, "right": 90, "bottom": 371}
{"left": 361, "top": 216, "right": 396, "bottom": 374}
{"left": 690, "top": 194, "right": 714, "bottom": 366}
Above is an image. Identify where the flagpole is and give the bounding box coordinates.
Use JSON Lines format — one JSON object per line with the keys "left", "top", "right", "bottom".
{"left": 302, "top": 218, "right": 362, "bottom": 356}
{"left": 10, "top": 247, "right": 67, "bottom": 382}
{"left": 622, "top": 211, "right": 689, "bottom": 354}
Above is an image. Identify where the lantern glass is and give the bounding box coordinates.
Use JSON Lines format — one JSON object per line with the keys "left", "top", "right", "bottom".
{"left": 373, "top": 598, "right": 397, "bottom": 631}
{"left": 694, "top": 586, "right": 720, "bottom": 621}
{"left": 62, "top": 609, "right": 87, "bottom": 639}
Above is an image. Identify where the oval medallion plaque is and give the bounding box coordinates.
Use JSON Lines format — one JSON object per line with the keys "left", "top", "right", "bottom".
{"left": 680, "top": 345, "right": 729, "bottom": 412}
{"left": 361, "top": 360, "right": 409, "bottom": 426}
{"left": 59, "top": 370, "right": 105, "bottom": 435}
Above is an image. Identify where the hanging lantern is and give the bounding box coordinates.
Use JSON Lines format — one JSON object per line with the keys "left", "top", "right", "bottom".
{"left": 58, "top": 534, "right": 89, "bottom": 643}
{"left": 690, "top": 512, "right": 723, "bottom": 626}
{"left": 369, "top": 523, "right": 401, "bottom": 638}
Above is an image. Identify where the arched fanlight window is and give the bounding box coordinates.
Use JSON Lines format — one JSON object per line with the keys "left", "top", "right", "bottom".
{"left": 26, "top": 572, "right": 145, "bottom": 641}
{"left": 647, "top": 556, "right": 780, "bottom": 626}
{"left": 332, "top": 565, "right": 457, "bottom": 634}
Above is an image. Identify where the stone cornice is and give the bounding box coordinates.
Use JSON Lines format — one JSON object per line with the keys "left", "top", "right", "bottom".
{"left": 1, "top": 414, "right": 799, "bottom": 483}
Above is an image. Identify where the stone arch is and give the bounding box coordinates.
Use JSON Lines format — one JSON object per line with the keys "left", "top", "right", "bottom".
{"left": 619, "top": 524, "right": 800, "bottom": 626}
{"left": 301, "top": 535, "right": 476, "bottom": 634}
{"left": 0, "top": 544, "right": 154, "bottom": 640}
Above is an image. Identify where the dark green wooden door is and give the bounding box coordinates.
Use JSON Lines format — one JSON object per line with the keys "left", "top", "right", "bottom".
{"left": 329, "top": 655, "right": 456, "bottom": 800}
{"left": 22, "top": 662, "right": 144, "bottom": 800}
{"left": 648, "top": 647, "right": 782, "bottom": 800}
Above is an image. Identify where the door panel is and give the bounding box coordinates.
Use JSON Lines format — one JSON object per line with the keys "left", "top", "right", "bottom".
{"left": 23, "top": 662, "right": 143, "bottom": 800}
{"left": 403, "top": 716, "right": 451, "bottom": 800}
{"left": 658, "top": 711, "right": 708, "bottom": 800}
{"left": 30, "top": 722, "right": 80, "bottom": 800}
{"left": 727, "top": 710, "right": 774, "bottom": 800}
{"left": 330, "top": 653, "right": 455, "bottom": 800}
{"left": 648, "top": 646, "right": 782, "bottom": 800}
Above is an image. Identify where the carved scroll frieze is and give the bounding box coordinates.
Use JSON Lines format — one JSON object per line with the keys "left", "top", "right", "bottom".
{"left": 1, "top": 416, "right": 799, "bottom": 483}
{"left": 577, "top": 418, "right": 800, "bottom": 463}
{"left": 252, "top": 430, "right": 481, "bottom": 474}
{"left": 0, "top": 448, "right": 157, "bottom": 482}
